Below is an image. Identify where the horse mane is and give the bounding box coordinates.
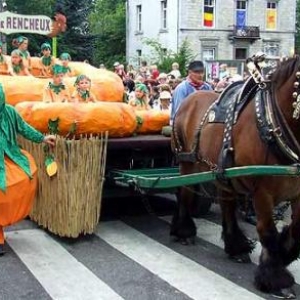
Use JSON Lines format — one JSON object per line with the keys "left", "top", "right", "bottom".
{"left": 270, "top": 55, "right": 300, "bottom": 89}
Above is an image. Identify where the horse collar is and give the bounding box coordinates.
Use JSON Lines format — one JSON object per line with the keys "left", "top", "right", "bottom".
{"left": 256, "top": 89, "right": 300, "bottom": 163}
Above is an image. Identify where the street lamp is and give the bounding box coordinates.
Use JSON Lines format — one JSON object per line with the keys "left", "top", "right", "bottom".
{"left": 0, "top": 0, "right": 7, "bottom": 54}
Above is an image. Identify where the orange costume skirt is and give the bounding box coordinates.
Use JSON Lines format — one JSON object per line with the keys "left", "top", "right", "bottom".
{"left": 0, "top": 150, "right": 37, "bottom": 244}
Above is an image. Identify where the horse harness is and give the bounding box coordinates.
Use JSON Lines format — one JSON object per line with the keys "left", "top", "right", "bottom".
{"left": 173, "top": 54, "right": 300, "bottom": 181}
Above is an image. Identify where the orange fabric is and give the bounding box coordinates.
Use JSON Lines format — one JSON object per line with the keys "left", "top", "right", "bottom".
{"left": 0, "top": 150, "right": 37, "bottom": 237}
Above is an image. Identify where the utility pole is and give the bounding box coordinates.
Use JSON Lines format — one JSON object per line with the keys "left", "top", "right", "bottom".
{"left": 0, "top": 0, "right": 7, "bottom": 54}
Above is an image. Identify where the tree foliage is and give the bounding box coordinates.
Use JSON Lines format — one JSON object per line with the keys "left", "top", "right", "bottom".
{"left": 89, "top": 0, "right": 126, "bottom": 68}
{"left": 6, "top": 0, "right": 55, "bottom": 55}
{"left": 142, "top": 38, "right": 195, "bottom": 77}
{"left": 5, "top": 0, "right": 95, "bottom": 61}
{"left": 53, "top": 0, "right": 95, "bottom": 61}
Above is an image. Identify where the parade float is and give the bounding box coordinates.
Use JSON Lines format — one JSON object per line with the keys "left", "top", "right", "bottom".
{"left": 0, "top": 10, "right": 171, "bottom": 239}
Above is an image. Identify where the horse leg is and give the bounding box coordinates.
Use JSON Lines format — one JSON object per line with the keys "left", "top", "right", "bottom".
{"left": 170, "top": 185, "right": 196, "bottom": 245}
{"left": 277, "top": 200, "right": 300, "bottom": 266}
{"left": 254, "top": 193, "right": 295, "bottom": 298}
{"left": 0, "top": 225, "right": 5, "bottom": 256}
{"left": 220, "top": 195, "right": 255, "bottom": 263}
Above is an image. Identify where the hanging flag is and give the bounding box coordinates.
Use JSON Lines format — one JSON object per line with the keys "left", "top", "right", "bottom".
{"left": 236, "top": 10, "right": 246, "bottom": 29}
{"left": 204, "top": 6, "right": 214, "bottom": 27}
{"left": 266, "top": 9, "right": 276, "bottom": 30}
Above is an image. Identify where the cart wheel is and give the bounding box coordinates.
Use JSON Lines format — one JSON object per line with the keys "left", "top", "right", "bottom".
{"left": 191, "top": 183, "right": 214, "bottom": 218}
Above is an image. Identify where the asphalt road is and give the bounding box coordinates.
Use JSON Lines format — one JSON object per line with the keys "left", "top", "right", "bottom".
{"left": 0, "top": 195, "right": 298, "bottom": 300}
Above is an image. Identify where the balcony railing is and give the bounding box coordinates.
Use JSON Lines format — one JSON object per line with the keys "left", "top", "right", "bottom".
{"left": 232, "top": 26, "right": 260, "bottom": 39}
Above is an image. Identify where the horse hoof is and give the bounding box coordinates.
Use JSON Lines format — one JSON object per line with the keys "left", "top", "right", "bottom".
{"left": 229, "top": 253, "right": 251, "bottom": 263}
{"left": 271, "top": 288, "right": 296, "bottom": 299}
{"left": 0, "top": 244, "right": 5, "bottom": 256}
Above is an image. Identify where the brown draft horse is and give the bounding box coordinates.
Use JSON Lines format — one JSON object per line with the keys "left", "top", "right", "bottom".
{"left": 171, "top": 55, "right": 300, "bottom": 298}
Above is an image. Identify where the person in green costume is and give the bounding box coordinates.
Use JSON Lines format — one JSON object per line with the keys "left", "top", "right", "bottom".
{"left": 43, "top": 64, "right": 71, "bottom": 102}
{"left": 0, "top": 83, "right": 55, "bottom": 255}
{"left": 40, "top": 42, "right": 56, "bottom": 77}
{"left": 0, "top": 42, "right": 8, "bottom": 75}
{"left": 12, "top": 36, "right": 31, "bottom": 72}
{"left": 59, "top": 52, "right": 73, "bottom": 77}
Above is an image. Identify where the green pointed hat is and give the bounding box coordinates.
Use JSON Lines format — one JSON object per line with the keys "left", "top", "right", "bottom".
{"left": 52, "top": 64, "right": 64, "bottom": 75}
{"left": 41, "top": 42, "right": 51, "bottom": 51}
{"left": 60, "top": 53, "right": 71, "bottom": 61}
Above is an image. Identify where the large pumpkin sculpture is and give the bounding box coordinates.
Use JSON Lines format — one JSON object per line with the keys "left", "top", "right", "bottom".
{"left": 16, "top": 101, "right": 138, "bottom": 137}
{"left": 0, "top": 59, "right": 124, "bottom": 105}
{"left": 135, "top": 110, "right": 170, "bottom": 134}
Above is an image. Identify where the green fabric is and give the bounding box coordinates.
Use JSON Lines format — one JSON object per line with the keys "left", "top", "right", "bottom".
{"left": 13, "top": 64, "right": 22, "bottom": 74}
{"left": 41, "top": 42, "right": 51, "bottom": 51}
{"left": 0, "top": 84, "right": 44, "bottom": 192}
{"left": 77, "top": 89, "right": 90, "bottom": 101}
{"left": 17, "top": 36, "right": 27, "bottom": 44}
{"left": 19, "top": 50, "right": 29, "bottom": 59}
{"left": 0, "top": 54, "right": 4, "bottom": 63}
{"left": 135, "top": 83, "right": 148, "bottom": 94}
{"left": 60, "top": 53, "right": 71, "bottom": 61}
{"left": 49, "top": 82, "right": 66, "bottom": 95}
{"left": 41, "top": 56, "right": 52, "bottom": 66}
{"left": 52, "top": 64, "right": 64, "bottom": 75}
{"left": 62, "top": 66, "right": 71, "bottom": 74}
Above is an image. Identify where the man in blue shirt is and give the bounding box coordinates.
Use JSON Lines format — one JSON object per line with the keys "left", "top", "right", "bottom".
{"left": 170, "top": 60, "right": 212, "bottom": 124}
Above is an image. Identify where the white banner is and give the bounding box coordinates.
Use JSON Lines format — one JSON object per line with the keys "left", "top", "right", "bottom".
{"left": 0, "top": 11, "right": 52, "bottom": 35}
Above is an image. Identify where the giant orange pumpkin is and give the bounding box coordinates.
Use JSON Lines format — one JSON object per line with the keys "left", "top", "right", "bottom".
{"left": 0, "top": 60, "right": 124, "bottom": 104}
{"left": 16, "top": 101, "right": 137, "bottom": 137}
{"left": 135, "top": 110, "right": 170, "bottom": 134}
{"left": 0, "top": 150, "right": 37, "bottom": 245}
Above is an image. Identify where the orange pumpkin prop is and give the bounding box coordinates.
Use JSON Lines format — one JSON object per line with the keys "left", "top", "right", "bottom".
{"left": 0, "top": 61, "right": 124, "bottom": 105}
{"left": 0, "top": 150, "right": 37, "bottom": 244}
{"left": 16, "top": 101, "right": 137, "bottom": 137}
{"left": 135, "top": 110, "right": 170, "bottom": 134}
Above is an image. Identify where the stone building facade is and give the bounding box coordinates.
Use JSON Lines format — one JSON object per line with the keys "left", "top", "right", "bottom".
{"left": 126, "top": 0, "right": 296, "bottom": 68}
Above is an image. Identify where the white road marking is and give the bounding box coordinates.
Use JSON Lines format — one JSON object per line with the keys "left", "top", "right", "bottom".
{"left": 6, "top": 229, "right": 124, "bottom": 300}
{"left": 96, "top": 221, "right": 264, "bottom": 300}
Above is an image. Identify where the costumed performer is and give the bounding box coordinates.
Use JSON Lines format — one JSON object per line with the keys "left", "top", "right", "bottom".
{"left": 128, "top": 83, "right": 151, "bottom": 110}
{"left": 71, "top": 75, "right": 97, "bottom": 103}
{"left": 12, "top": 36, "right": 31, "bottom": 72}
{"left": 8, "top": 49, "right": 32, "bottom": 76}
{"left": 43, "top": 64, "right": 71, "bottom": 103}
{"left": 0, "top": 84, "right": 56, "bottom": 255}
{"left": 39, "top": 42, "right": 56, "bottom": 77}
{"left": 0, "top": 42, "right": 8, "bottom": 75}
{"left": 59, "top": 53, "right": 73, "bottom": 77}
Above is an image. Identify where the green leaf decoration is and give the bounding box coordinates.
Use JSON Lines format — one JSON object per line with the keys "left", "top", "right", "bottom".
{"left": 136, "top": 115, "right": 143, "bottom": 126}
{"left": 48, "top": 118, "right": 60, "bottom": 135}
{"left": 45, "top": 155, "right": 55, "bottom": 167}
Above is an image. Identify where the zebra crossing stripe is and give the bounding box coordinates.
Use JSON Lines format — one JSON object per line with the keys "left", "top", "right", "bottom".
{"left": 161, "top": 216, "right": 300, "bottom": 284}
{"left": 96, "top": 221, "right": 264, "bottom": 300}
{"left": 6, "top": 229, "right": 124, "bottom": 300}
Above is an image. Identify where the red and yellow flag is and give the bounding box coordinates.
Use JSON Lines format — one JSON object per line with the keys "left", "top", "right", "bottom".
{"left": 266, "top": 9, "right": 276, "bottom": 30}
{"left": 204, "top": 6, "right": 214, "bottom": 27}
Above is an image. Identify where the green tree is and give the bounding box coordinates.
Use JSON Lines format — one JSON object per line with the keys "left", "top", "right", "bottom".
{"left": 6, "top": 0, "right": 55, "bottom": 55}
{"left": 5, "top": 0, "right": 95, "bottom": 61}
{"left": 54, "top": 0, "right": 95, "bottom": 62}
{"left": 142, "top": 38, "right": 195, "bottom": 77}
{"left": 89, "top": 0, "right": 126, "bottom": 68}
